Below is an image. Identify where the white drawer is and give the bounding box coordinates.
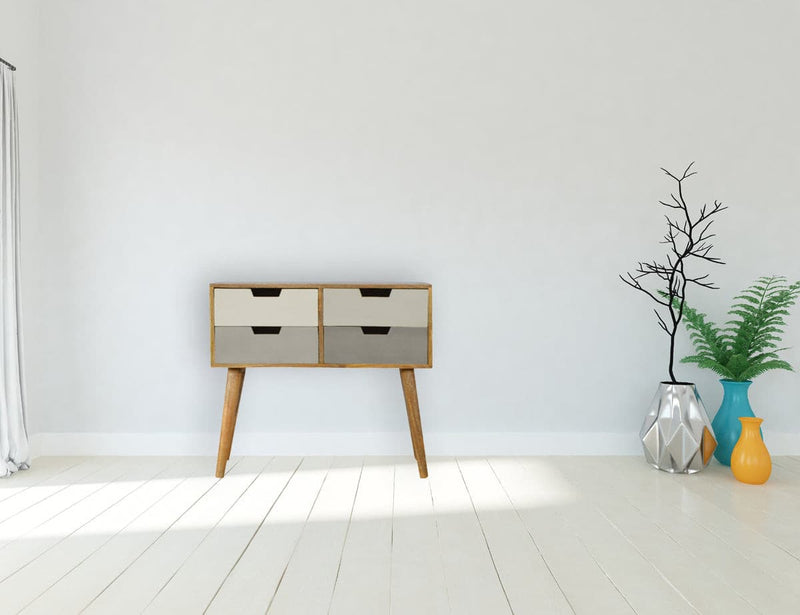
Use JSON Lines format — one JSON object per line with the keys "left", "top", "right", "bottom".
{"left": 214, "top": 288, "right": 318, "bottom": 326}
{"left": 323, "top": 288, "right": 429, "bottom": 327}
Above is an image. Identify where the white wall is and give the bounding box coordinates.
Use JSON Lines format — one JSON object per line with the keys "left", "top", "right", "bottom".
{"left": 20, "top": 0, "right": 800, "bottom": 453}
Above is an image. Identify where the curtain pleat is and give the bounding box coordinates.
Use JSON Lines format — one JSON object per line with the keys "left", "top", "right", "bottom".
{"left": 0, "top": 65, "right": 30, "bottom": 477}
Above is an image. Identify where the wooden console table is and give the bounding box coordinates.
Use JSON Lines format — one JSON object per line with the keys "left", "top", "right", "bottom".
{"left": 210, "top": 283, "right": 432, "bottom": 478}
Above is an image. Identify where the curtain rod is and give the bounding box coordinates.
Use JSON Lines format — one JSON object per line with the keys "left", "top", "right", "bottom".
{"left": 0, "top": 56, "right": 17, "bottom": 71}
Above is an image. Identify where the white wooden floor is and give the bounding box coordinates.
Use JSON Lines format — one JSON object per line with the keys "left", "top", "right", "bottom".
{"left": 1, "top": 456, "right": 799, "bottom": 615}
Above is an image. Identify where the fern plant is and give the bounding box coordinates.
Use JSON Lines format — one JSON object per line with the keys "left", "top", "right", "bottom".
{"left": 679, "top": 276, "right": 800, "bottom": 381}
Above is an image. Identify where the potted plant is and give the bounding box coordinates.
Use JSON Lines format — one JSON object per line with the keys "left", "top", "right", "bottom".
{"left": 620, "top": 162, "right": 727, "bottom": 473}
{"left": 678, "top": 275, "right": 800, "bottom": 465}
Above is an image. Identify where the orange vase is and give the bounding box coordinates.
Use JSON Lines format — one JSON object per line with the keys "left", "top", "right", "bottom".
{"left": 730, "top": 417, "right": 771, "bottom": 484}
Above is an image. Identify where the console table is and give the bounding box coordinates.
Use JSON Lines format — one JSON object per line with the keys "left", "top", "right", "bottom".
{"left": 210, "top": 283, "right": 432, "bottom": 478}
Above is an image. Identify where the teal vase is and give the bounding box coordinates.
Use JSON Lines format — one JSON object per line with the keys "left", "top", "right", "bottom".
{"left": 712, "top": 379, "right": 755, "bottom": 466}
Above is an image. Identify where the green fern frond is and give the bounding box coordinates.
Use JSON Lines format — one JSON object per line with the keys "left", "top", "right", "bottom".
{"left": 679, "top": 276, "right": 800, "bottom": 381}
{"left": 680, "top": 356, "right": 737, "bottom": 379}
{"left": 677, "top": 302, "right": 729, "bottom": 361}
{"left": 738, "top": 360, "right": 794, "bottom": 382}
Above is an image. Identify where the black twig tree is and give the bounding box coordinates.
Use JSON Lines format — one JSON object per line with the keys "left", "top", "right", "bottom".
{"left": 620, "top": 162, "right": 727, "bottom": 383}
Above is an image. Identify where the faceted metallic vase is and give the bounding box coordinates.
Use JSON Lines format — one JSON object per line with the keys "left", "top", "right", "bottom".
{"left": 640, "top": 382, "right": 717, "bottom": 473}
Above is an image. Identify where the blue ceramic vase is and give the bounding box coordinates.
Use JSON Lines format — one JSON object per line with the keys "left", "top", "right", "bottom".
{"left": 712, "top": 379, "right": 755, "bottom": 466}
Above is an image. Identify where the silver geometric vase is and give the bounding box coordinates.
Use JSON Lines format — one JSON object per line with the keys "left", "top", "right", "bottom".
{"left": 640, "top": 382, "right": 717, "bottom": 473}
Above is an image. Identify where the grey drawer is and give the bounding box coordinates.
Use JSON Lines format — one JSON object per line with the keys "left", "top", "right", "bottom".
{"left": 323, "top": 289, "right": 429, "bottom": 327}
{"left": 214, "top": 288, "right": 318, "bottom": 326}
{"left": 214, "top": 326, "right": 319, "bottom": 365}
{"left": 323, "top": 326, "right": 428, "bottom": 365}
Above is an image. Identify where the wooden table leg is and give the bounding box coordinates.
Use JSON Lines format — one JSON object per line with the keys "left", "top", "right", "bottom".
{"left": 400, "top": 368, "right": 428, "bottom": 479}
{"left": 228, "top": 399, "right": 239, "bottom": 461}
{"left": 215, "top": 367, "right": 246, "bottom": 478}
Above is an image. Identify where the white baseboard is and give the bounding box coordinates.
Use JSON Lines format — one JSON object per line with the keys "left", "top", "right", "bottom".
{"left": 29, "top": 430, "right": 800, "bottom": 457}
{"left": 30, "top": 431, "right": 641, "bottom": 457}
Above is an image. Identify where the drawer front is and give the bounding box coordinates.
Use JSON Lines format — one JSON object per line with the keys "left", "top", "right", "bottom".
{"left": 214, "top": 288, "right": 318, "bottom": 326}
{"left": 214, "top": 326, "right": 319, "bottom": 364}
{"left": 323, "top": 326, "right": 428, "bottom": 365}
{"left": 323, "top": 289, "right": 428, "bottom": 327}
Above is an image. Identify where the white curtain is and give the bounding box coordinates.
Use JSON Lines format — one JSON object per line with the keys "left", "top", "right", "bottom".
{"left": 0, "top": 65, "right": 29, "bottom": 477}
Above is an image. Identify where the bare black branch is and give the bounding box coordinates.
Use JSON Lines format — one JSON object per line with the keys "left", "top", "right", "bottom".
{"left": 620, "top": 162, "right": 727, "bottom": 382}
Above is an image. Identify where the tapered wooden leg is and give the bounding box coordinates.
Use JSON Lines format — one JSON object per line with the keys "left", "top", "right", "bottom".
{"left": 228, "top": 402, "right": 240, "bottom": 461}
{"left": 400, "top": 368, "right": 428, "bottom": 479}
{"left": 216, "top": 368, "right": 246, "bottom": 478}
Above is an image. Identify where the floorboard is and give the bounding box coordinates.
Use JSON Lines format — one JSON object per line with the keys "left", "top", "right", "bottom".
{"left": 2, "top": 458, "right": 180, "bottom": 613}
{"left": 556, "top": 457, "right": 761, "bottom": 614}
{"left": 428, "top": 458, "right": 511, "bottom": 615}
{"left": 390, "top": 459, "right": 450, "bottom": 615}
{"left": 0, "top": 457, "right": 88, "bottom": 506}
{"left": 144, "top": 457, "right": 300, "bottom": 614}
{"left": 489, "top": 457, "right": 637, "bottom": 615}
{"left": 671, "top": 460, "right": 800, "bottom": 559}
{"left": 82, "top": 457, "right": 260, "bottom": 614}
{"left": 458, "top": 458, "right": 574, "bottom": 615}
{"left": 328, "top": 457, "right": 395, "bottom": 615}
{"left": 0, "top": 455, "right": 796, "bottom": 615}
{"left": 0, "top": 458, "right": 113, "bottom": 527}
{"left": 22, "top": 457, "right": 223, "bottom": 615}
{"left": 266, "top": 457, "right": 362, "bottom": 615}
{"left": 205, "top": 457, "right": 332, "bottom": 614}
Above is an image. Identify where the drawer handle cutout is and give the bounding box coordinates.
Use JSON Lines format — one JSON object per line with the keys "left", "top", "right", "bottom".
{"left": 359, "top": 288, "right": 392, "bottom": 298}
{"left": 361, "top": 326, "right": 391, "bottom": 335}
{"left": 251, "top": 288, "right": 282, "bottom": 297}
{"left": 251, "top": 326, "right": 282, "bottom": 335}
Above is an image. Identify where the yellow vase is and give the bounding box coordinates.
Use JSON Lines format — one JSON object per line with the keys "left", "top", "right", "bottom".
{"left": 730, "top": 417, "right": 771, "bottom": 485}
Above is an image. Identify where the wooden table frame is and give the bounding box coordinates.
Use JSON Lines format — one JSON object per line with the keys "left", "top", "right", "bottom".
{"left": 211, "top": 283, "right": 432, "bottom": 479}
